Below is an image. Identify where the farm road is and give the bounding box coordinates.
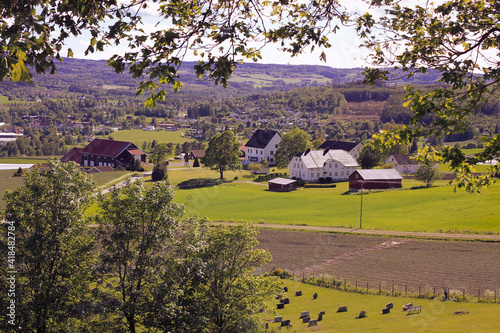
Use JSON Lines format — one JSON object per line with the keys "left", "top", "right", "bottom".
{"left": 219, "top": 222, "right": 500, "bottom": 241}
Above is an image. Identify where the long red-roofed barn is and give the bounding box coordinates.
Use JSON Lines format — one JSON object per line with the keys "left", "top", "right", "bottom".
{"left": 349, "top": 169, "right": 403, "bottom": 192}
{"left": 61, "top": 139, "right": 146, "bottom": 170}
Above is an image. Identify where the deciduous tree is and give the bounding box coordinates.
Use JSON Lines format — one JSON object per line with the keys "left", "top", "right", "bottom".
{"left": 96, "top": 179, "right": 184, "bottom": 333}
{"left": 359, "top": 0, "right": 500, "bottom": 191}
{"left": 202, "top": 131, "right": 241, "bottom": 179}
{"left": 275, "top": 128, "right": 311, "bottom": 169}
{"left": 2, "top": 159, "right": 96, "bottom": 333}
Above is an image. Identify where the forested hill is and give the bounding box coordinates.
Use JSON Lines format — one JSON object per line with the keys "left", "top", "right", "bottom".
{"left": 0, "top": 58, "right": 442, "bottom": 103}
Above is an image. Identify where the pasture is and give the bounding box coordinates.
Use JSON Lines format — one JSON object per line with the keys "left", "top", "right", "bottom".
{"left": 173, "top": 174, "right": 500, "bottom": 234}
{"left": 108, "top": 129, "right": 190, "bottom": 145}
{"left": 260, "top": 280, "right": 500, "bottom": 332}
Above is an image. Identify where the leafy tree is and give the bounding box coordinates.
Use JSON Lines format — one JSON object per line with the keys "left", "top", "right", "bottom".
{"left": 415, "top": 164, "right": 442, "bottom": 188}
{"left": 359, "top": 0, "right": 500, "bottom": 191}
{"left": 275, "top": 128, "right": 311, "bottom": 169}
{"left": 202, "top": 131, "right": 241, "bottom": 179}
{"left": 247, "top": 162, "right": 262, "bottom": 174}
{"left": 412, "top": 146, "right": 443, "bottom": 187}
{"left": 151, "top": 163, "right": 168, "bottom": 181}
{"left": 96, "top": 179, "right": 184, "bottom": 333}
{"left": 144, "top": 223, "right": 282, "bottom": 333}
{"left": 2, "top": 159, "right": 96, "bottom": 333}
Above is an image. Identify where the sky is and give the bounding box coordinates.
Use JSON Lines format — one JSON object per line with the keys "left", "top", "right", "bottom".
{"left": 64, "top": 1, "right": 426, "bottom": 69}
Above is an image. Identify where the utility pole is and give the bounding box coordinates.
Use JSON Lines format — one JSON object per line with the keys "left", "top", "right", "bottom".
{"left": 359, "top": 180, "right": 364, "bottom": 229}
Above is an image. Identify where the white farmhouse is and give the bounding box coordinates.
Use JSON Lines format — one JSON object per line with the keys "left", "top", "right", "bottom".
{"left": 318, "top": 140, "right": 363, "bottom": 160}
{"left": 244, "top": 129, "right": 281, "bottom": 166}
{"left": 385, "top": 154, "right": 438, "bottom": 175}
{"left": 289, "top": 149, "right": 359, "bottom": 182}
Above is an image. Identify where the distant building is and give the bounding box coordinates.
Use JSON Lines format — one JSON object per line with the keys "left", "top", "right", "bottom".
{"left": 244, "top": 130, "right": 281, "bottom": 166}
{"left": 289, "top": 149, "right": 359, "bottom": 183}
{"left": 60, "top": 147, "right": 83, "bottom": 165}
{"left": 189, "top": 150, "right": 205, "bottom": 160}
{"left": 385, "top": 154, "right": 437, "bottom": 175}
{"left": 268, "top": 177, "right": 297, "bottom": 192}
{"left": 349, "top": 169, "right": 403, "bottom": 192}
{"left": 318, "top": 140, "right": 363, "bottom": 160}
{"left": 61, "top": 139, "right": 147, "bottom": 170}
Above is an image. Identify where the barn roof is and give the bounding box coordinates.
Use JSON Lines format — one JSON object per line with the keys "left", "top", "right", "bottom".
{"left": 268, "top": 177, "right": 297, "bottom": 186}
{"left": 296, "top": 149, "right": 359, "bottom": 169}
{"left": 81, "top": 139, "right": 143, "bottom": 157}
{"left": 353, "top": 169, "right": 403, "bottom": 180}
{"left": 190, "top": 149, "right": 206, "bottom": 158}
{"left": 318, "top": 140, "right": 360, "bottom": 151}
{"left": 245, "top": 130, "right": 280, "bottom": 149}
{"left": 60, "top": 147, "right": 82, "bottom": 164}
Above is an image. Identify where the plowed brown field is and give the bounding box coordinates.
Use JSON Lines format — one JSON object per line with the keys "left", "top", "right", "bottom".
{"left": 256, "top": 229, "right": 500, "bottom": 295}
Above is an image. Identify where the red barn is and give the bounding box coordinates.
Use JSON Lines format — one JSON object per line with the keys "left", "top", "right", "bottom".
{"left": 349, "top": 169, "right": 403, "bottom": 192}
{"left": 268, "top": 178, "right": 297, "bottom": 192}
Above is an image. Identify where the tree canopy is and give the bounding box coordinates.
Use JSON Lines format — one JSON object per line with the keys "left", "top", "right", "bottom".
{"left": 202, "top": 130, "right": 242, "bottom": 179}
{"left": 275, "top": 128, "right": 311, "bottom": 169}
{"left": 359, "top": 0, "right": 500, "bottom": 191}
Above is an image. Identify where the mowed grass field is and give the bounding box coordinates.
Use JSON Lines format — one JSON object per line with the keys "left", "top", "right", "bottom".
{"left": 108, "top": 129, "right": 190, "bottom": 145}
{"left": 172, "top": 172, "right": 500, "bottom": 234}
{"left": 260, "top": 280, "right": 500, "bottom": 332}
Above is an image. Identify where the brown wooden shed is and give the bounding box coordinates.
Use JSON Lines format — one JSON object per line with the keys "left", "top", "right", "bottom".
{"left": 268, "top": 178, "right": 297, "bottom": 192}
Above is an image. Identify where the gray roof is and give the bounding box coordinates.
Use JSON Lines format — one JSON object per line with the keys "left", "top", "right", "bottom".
{"left": 318, "top": 140, "right": 360, "bottom": 151}
{"left": 245, "top": 130, "right": 280, "bottom": 148}
{"left": 353, "top": 169, "right": 403, "bottom": 180}
{"left": 388, "top": 154, "right": 418, "bottom": 165}
{"left": 297, "top": 149, "right": 359, "bottom": 169}
{"left": 268, "top": 177, "right": 297, "bottom": 185}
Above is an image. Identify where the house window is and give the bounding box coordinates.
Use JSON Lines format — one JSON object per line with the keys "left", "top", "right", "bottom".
{"left": 329, "top": 172, "right": 332, "bottom": 176}
{"left": 329, "top": 164, "right": 332, "bottom": 168}
{"left": 275, "top": 144, "right": 278, "bottom": 148}
{"left": 335, "top": 163, "right": 338, "bottom": 168}
{"left": 260, "top": 150, "right": 263, "bottom": 155}
{"left": 317, "top": 173, "right": 320, "bottom": 177}
{"left": 270, "top": 151, "right": 274, "bottom": 155}
{"left": 311, "top": 173, "right": 314, "bottom": 177}
{"left": 335, "top": 172, "right": 338, "bottom": 176}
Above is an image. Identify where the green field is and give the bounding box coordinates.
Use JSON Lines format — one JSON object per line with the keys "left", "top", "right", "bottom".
{"left": 108, "top": 129, "right": 190, "bottom": 146}
{"left": 261, "top": 279, "right": 500, "bottom": 332}
{"left": 173, "top": 174, "right": 500, "bottom": 234}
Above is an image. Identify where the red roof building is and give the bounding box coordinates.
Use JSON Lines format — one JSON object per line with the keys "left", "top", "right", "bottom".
{"left": 80, "top": 139, "right": 146, "bottom": 169}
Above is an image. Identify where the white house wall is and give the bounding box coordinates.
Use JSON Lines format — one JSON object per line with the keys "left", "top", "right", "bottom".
{"left": 288, "top": 157, "right": 357, "bottom": 182}
{"left": 244, "top": 133, "right": 281, "bottom": 166}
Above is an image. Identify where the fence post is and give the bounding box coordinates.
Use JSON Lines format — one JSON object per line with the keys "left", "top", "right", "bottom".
{"left": 379, "top": 283, "right": 382, "bottom": 295}
{"left": 405, "top": 285, "right": 407, "bottom": 297}
{"left": 419, "top": 286, "right": 421, "bottom": 298}
{"left": 478, "top": 289, "right": 481, "bottom": 303}
{"left": 392, "top": 284, "right": 395, "bottom": 296}
{"left": 463, "top": 288, "right": 466, "bottom": 301}
{"left": 433, "top": 287, "right": 436, "bottom": 298}
{"left": 344, "top": 278, "right": 346, "bottom": 290}
{"left": 495, "top": 289, "right": 497, "bottom": 303}
{"left": 355, "top": 281, "right": 358, "bottom": 291}
{"left": 366, "top": 282, "right": 369, "bottom": 294}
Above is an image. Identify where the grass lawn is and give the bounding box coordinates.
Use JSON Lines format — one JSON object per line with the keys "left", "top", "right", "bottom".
{"left": 261, "top": 279, "right": 500, "bottom": 332}
{"left": 173, "top": 176, "right": 500, "bottom": 234}
{"left": 0, "top": 156, "right": 52, "bottom": 164}
{"left": 0, "top": 169, "right": 26, "bottom": 210}
{"left": 107, "top": 129, "right": 190, "bottom": 145}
